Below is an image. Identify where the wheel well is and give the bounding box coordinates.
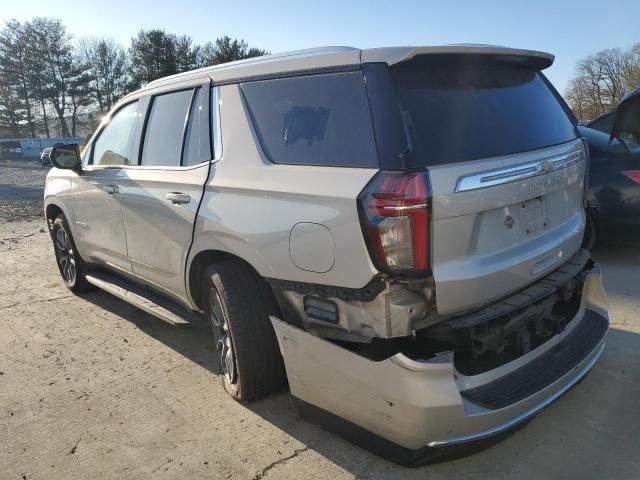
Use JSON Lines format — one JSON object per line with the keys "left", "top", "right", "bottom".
{"left": 188, "top": 250, "right": 269, "bottom": 310}
{"left": 45, "top": 204, "right": 63, "bottom": 230}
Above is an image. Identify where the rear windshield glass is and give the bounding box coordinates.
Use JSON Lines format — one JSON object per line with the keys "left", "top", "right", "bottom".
{"left": 392, "top": 60, "right": 577, "bottom": 166}
{"left": 241, "top": 72, "right": 378, "bottom": 168}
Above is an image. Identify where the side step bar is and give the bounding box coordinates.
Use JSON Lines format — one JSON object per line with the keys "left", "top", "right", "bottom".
{"left": 86, "top": 272, "right": 207, "bottom": 327}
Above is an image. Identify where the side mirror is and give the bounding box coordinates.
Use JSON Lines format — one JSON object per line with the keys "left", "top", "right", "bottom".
{"left": 50, "top": 144, "right": 81, "bottom": 172}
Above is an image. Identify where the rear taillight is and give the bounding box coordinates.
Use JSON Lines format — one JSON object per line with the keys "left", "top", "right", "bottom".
{"left": 358, "top": 170, "right": 431, "bottom": 276}
{"left": 622, "top": 170, "right": 640, "bottom": 184}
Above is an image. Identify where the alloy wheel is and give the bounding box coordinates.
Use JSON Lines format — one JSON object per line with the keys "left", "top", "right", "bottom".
{"left": 55, "top": 227, "right": 76, "bottom": 284}
{"left": 208, "top": 288, "right": 237, "bottom": 383}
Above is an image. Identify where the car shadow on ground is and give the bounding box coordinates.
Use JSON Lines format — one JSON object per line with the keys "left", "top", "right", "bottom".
{"left": 77, "top": 242, "right": 640, "bottom": 477}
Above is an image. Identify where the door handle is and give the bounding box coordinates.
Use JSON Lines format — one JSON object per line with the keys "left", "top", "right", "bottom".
{"left": 166, "top": 192, "right": 190, "bottom": 205}
{"left": 104, "top": 184, "right": 119, "bottom": 195}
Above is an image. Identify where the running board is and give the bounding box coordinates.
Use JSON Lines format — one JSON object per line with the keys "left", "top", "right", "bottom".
{"left": 86, "top": 272, "right": 207, "bottom": 326}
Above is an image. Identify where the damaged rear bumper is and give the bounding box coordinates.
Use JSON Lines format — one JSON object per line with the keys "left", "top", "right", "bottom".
{"left": 270, "top": 270, "right": 608, "bottom": 466}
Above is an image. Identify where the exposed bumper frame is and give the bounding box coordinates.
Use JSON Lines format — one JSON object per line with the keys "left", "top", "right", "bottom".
{"left": 270, "top": 268, "right": 608, "bottom": 466}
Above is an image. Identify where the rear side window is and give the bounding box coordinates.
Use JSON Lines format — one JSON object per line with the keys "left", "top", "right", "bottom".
{"left": 392, "top": 60, "right": 577, "bottom": 166}
{"left": 183, "top": 87, "right": 211, "bottom": 166}
{"left": 241, "top": 72, "right": 378, "bottom": 168}
{"left": 141, "top": 89, "right": 193, "bottom": 167}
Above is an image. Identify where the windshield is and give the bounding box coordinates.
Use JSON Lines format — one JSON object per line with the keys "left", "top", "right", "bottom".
{"left": 392, "top": 59, "right": 578, "bottom": 167}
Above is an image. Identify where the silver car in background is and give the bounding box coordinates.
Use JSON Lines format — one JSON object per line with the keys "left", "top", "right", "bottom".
{"left": 43, "top": 45, "right": 608, "bottom": 465}
{"left": 40, "top": 147, "right": 53, "bottom": 166}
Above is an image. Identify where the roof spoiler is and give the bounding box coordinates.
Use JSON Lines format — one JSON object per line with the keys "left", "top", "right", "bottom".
{"left": 362, "top": 45, "right": 555, "bottom": 71}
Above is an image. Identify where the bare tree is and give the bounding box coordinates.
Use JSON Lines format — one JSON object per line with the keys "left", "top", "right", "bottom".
{"left": 565, "top": 44, "right": 640, "bottom": 121}
{"left": 0, "top": 17, "right": 275, "bottom": 139}
{"left": 625, "top": 42, "right": 640, "bottom": 92}
{"left": 77, "top": 37, "right": 128, "bottom": 113}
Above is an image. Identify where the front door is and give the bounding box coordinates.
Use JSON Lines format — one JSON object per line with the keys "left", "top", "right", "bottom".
{"left": 69, "top": 100, "right": 141, "bottom": 273}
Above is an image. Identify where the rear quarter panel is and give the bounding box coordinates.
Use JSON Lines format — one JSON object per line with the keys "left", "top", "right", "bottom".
{"left": 188, "top": 84, "right": 379, "bottom": 289}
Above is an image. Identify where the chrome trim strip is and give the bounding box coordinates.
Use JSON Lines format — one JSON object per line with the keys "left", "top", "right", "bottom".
{"left": 380, "top": 203, "right": 429, "bottom": 211}
{"left": 211, "top": 86, "right": 223, "bottom": 161}
{"left": 455, "top": 149, "right": 583, "bottom": 193}
{"left": 427, "top": 340, "right": 605, "bottom": 447}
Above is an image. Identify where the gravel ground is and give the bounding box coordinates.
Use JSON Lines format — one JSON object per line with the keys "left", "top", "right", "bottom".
{"left": 1, "top": 223, "right": 638, "bottom": 480}
{"left": 0, "top": 159, "right": 48, "bottom": 223}
{"left": 1, "top": 161, "right": 639, "bottom": 479}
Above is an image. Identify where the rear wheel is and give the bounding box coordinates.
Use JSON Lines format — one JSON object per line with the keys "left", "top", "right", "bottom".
{"left": 51, "top": 214, "right": 89, "bottom": 293}
{"left": 202, "top": 259, "right": 287, "bottom": 402}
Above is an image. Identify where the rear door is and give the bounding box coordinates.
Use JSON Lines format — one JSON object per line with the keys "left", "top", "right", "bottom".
{"left": 119, "top": 83, "right": 214, "bottom": 303}
{"left": 391, "top": 58, "right": 586, "bottom": 314}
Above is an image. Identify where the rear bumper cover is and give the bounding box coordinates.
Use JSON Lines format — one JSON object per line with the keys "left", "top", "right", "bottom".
{"left": 270, "top": 270, "right": 608, "bottom": 465}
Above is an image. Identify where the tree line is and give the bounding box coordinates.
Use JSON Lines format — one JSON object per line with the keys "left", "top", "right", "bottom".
{"left": 565, "top": 42, "right": 640, "bottom": 121}
{"left": 1, "top": 17, "right": 638, "bottom": 138}
{"left": 0, "top": 17, "right": 267, "bottom": 138}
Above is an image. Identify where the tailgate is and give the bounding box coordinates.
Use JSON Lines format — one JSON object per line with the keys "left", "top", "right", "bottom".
{"left": 388, "top": 53, "right": 585, "bottom": 315}
{"left": 430, "top": 139, "right": 586, "bottom": 314}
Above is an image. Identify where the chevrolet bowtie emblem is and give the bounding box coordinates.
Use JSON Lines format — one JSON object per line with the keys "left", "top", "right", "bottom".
{"left": 540, "top": 161, "right": 553, "bottom": 173}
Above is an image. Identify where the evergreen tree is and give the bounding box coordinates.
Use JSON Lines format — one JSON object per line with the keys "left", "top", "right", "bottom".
{"left": 198, "top": 36, "right": 268, "bottom": 67}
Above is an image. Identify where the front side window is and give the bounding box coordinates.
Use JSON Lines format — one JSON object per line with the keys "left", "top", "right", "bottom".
{"left": 141, "top": 89, "right": 193, "bottom": 167}
{"left": 241, "top": 72, "right": 378, "bottom": 168}
{"left": 92, "top": 101, "right": 139, "bottom": 166}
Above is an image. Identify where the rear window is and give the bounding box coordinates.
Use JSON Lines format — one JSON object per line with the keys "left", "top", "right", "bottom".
{"left": 586, "top": 112, "right": 614, "bottom": 135}
{"left": 241, "top": 72, "right": 378, "bottom": 168}
{"left": 392, "top": 60, "right": 577, "bottom": 166}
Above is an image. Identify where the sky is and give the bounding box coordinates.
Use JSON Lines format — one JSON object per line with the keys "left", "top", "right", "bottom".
{"left": 1, "top": 0, "right": 638, "bottom": 93}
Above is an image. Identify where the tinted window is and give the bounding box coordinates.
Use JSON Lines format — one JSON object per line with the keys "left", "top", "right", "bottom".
{"left": 182, "top": 87, "right": 211, "bottom": 166}
{"left": 141, "top": 89, "right": 193, "bottom": 166}
{"left": 92, "top": 101, "right": 139, "bottom": 166}
{"left": 241, "top": 72, "right": 378, "bottom": 167}
{"left": 392, "top": 61, "right": 577, "bottom": 166}
{"left": 586, "top": 112, "right": 614, "bottom": 135}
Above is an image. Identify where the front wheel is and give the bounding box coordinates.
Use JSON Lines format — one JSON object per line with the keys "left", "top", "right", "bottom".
{"left": 51, "top": 214, "right": 90, "bottom": 293}
{"left": 202, "top": 259, "right": 287, "bottom": 402}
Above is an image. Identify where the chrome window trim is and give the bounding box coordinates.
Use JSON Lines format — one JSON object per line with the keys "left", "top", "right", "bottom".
{"left": 81, "top": 161, "right": 210, "bottom": 173}
{"left": 455, "top": 149, "right": 583, "bottom": 193}
{"left": 211, "top": 86, "right": 223, "bottom": 161}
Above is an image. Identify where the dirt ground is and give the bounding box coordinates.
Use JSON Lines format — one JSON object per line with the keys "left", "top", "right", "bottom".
{"left": 0, "top": 160, "right": 48, "bottom": 223}
{"left": 1, "top": 162, "right": 640, "bottom": 479}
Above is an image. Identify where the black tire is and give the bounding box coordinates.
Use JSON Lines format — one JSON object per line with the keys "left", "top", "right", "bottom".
{"left": 202, "top": 259, "right": 287, "bottom": 402}
{"left": 51, "top": 214, "right": 90, "bottom": 293}
{"left": 583, "top": 214, "right": 597, "bottom": 250}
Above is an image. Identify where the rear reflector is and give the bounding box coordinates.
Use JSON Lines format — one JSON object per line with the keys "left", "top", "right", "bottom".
{"left": 303, "top": 296, "right": 339, "bottom": 324}
{"left": 358, "top": 170, "right": 431, "bottom": 275}
{"left": 622, "top": 170, "right": 640, "bottom": 184}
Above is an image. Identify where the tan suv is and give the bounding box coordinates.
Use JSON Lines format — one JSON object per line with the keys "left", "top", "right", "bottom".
{"left": 44, "top": 45, "right": 608, "bottom": 465}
